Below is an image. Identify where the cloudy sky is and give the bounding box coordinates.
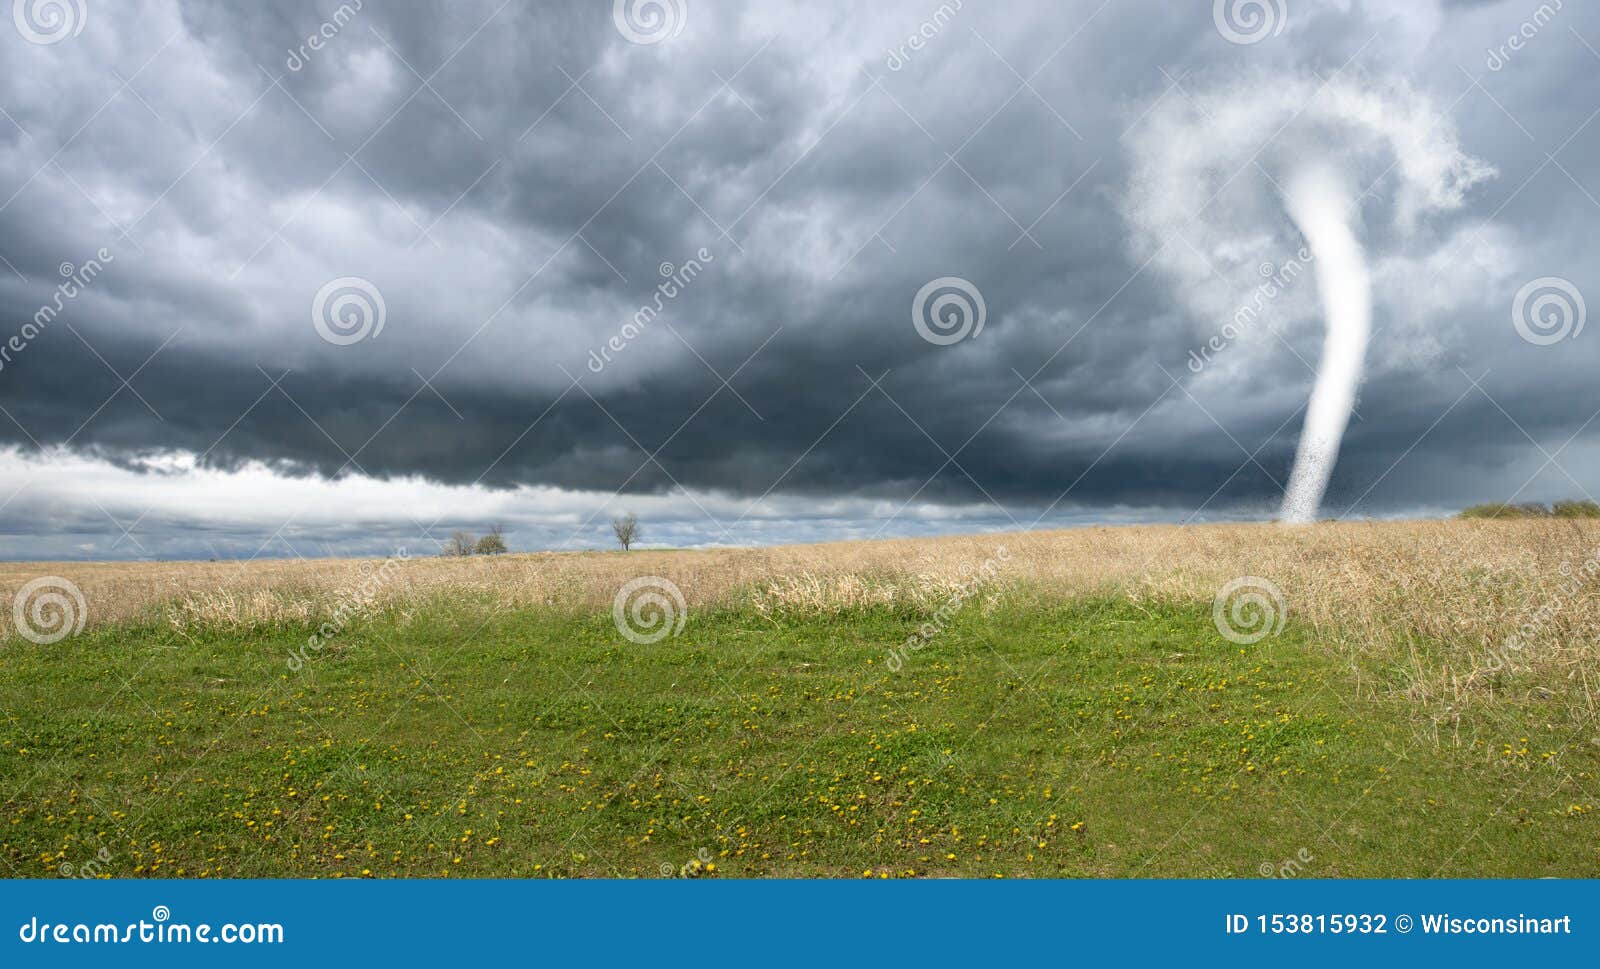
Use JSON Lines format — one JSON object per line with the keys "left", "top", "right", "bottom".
{"left": 0, "top": 0, "right": 1596, "bottom": 560}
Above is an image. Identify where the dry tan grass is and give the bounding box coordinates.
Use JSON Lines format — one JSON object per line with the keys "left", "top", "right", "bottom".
{"left": 4, "top": 519, "right": 1598, "bottom": 709}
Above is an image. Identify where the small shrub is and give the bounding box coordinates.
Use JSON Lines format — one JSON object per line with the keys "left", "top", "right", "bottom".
{"left": 476, "top": 525, "right": 508, "bottom": 555}
{"left": 1459, "top": 502, "right": 1550, "bottom": 520}
{"left": 1552, "top": 500, "right": 1600, "bottom": 519}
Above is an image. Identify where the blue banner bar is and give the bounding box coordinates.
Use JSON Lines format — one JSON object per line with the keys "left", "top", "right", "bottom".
{"left": 1, "top": 879, "right": 1591, "bottom": 966}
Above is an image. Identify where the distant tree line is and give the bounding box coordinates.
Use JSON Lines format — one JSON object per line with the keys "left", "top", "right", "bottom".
{"left": 434, "top": 516, "right": 647, "bottom": 556}
{"left": 1459, "top": 500, "right": 1600, "bottom": 520}
{"left": 441, "top": 524, "right": 508, "bottom": 555}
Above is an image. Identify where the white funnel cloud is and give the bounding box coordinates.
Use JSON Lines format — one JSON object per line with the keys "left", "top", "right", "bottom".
{"left": 1123, "top": 71, "right": 1494, "bottom": 520}
{"left": 1279, "top": 165, "right": 1370, "bottom": 522}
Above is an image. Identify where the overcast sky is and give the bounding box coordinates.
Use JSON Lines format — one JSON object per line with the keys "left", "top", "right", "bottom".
{"left": 0, "top": 0, "right": 1597, "bottom": 560}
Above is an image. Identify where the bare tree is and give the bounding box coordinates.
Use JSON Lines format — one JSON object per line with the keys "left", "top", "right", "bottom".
{"left": 476, "top": 523, "right": 508, "bottom": 555}
{"left": 611, "top": 513, "right": 639, "bottom": 551}
{"left": 443, "top": 530, "right": 476, "bottom": 556}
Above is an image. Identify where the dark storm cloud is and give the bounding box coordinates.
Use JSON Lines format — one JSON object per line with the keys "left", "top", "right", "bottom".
{"left": 1, "top": 0, "right": 1598, "bottom": 557}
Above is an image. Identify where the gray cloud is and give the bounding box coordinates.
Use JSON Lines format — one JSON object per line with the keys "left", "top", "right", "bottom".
{"left": 1, "top": 0, "right": 1598, "bottom": 559}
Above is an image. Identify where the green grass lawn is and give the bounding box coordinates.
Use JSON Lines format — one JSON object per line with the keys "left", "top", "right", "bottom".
{"left": 2, "top": 597, "right": 1596, "bottom": 878}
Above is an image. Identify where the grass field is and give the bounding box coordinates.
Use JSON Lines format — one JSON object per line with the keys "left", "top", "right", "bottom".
{"left": 2, "top": 520, "right": 1598, "bottom": 877}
